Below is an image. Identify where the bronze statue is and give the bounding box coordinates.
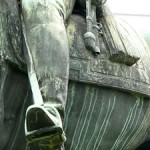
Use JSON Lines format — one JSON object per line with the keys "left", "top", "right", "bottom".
{"left": 0, "top": 0, "right": 150, "bottom": 149}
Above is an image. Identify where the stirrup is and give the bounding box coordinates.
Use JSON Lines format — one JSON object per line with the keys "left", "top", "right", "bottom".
{"left": 25, "top": 105, "right": 66, "bottom": 148}
{"left": 26, "top": 126, "right": 66, "bottom": 149}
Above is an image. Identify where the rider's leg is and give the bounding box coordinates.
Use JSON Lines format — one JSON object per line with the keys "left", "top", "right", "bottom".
{"left": 22, "top": 0, "right": 68, "bottom": 116}
{"left": 21, "top": 0, "right": 75, "bottom": 148}
{"left": 64, "top": 0, "right": 76, "bottom": 20}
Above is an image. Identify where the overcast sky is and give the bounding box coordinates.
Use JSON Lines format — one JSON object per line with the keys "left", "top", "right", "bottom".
{"left": 107, "top": 0, "right": 150, "bottom": 15}
{"left": 106, "top": 0, "right": 150, "bottom": 46}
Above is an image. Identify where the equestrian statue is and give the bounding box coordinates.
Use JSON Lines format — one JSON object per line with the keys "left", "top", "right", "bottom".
{"left": 0, "top": 0, "right": 150, "bottom": 149}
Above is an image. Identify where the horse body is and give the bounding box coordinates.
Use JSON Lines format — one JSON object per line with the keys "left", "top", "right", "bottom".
{"left": 64, "top": 10, "right": 150, "bottom": 149}
{"left": 0, "top": 1, "right": 150, "bottom": 149}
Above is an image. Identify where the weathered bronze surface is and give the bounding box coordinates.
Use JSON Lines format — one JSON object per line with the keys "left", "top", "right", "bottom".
{"left": 0, "top": 0, "right": 150, "bottom": 149}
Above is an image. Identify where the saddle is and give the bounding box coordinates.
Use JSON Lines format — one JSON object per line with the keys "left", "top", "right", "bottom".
{"left": 67, "top": 5, "right": 150, "bottom": 97}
